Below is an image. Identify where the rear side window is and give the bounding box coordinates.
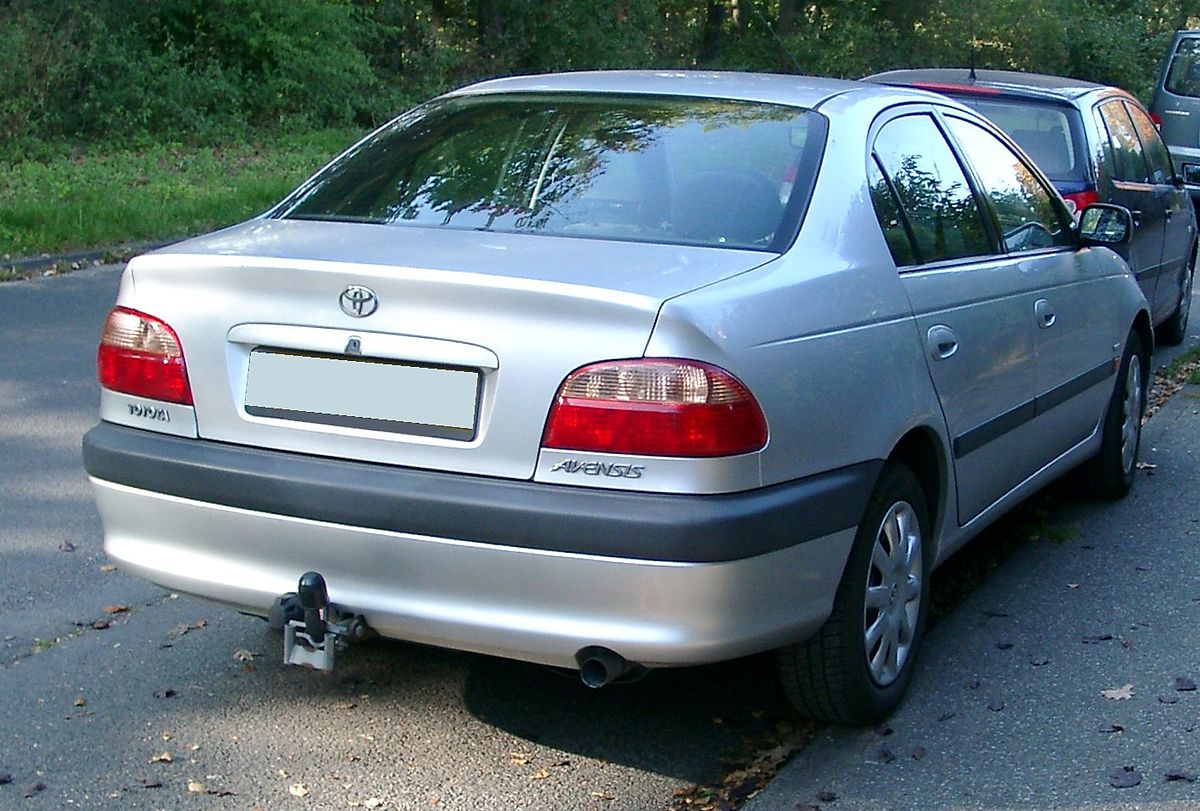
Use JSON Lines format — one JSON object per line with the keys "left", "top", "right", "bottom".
{"left": 953, "top": 97, "right": 1087, "bottom": 182}
{"left": 870, "top": 114, "right": 991, "bottom": 265}
{"left": 945, "top": 117, "right": 1073, "bottom": 253}
{"left": 274, "top": 94, "right": 827, "bottom": 252}
{"left": 1125, "top": 102, "right": 1176, "bottom": 184}
{"left": 1165, "top": 37, "right": 1200, "bottom": 98}
{"left": 1095, "top": 101, "right": 1151, "bottom": 184}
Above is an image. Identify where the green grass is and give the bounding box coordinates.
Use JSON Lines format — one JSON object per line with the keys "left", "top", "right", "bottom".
{"left": 0, "top": 129, "right": 361, "bottom": 259}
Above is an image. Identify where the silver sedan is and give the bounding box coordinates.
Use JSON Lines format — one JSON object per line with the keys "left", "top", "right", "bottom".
{"left": 83, "top": 71, "right": 1150, "bottom": 723}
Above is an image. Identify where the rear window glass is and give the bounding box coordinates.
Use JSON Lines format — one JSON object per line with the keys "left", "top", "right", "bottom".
{"left": 952, "top": 97, "right": 1087, "bottom": 182}
{"left": 275, "top": 95, "right": 827, "bottom": 252}
{"left": 1166, "top": 37, "right": 1200, "bottom": 98}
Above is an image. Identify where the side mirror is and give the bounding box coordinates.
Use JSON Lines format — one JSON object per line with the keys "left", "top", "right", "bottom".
{"left": 1078, "top": 203, "right": 1133, "bottom": 247}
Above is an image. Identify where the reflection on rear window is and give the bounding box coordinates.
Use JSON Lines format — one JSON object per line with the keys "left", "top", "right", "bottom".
{"left": 275, "top": 95, "right": 826, "bottom": 251}
{"left": 1166, "top": 37, "right": 1200, "bottom": 99}
{"left": 954, "top": 98, "right": 1084, "bottom": 181}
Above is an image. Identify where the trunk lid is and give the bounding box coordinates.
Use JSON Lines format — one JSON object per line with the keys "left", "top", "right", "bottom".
{"left": 122, "top": 220, "right": 770, "bottom": 479}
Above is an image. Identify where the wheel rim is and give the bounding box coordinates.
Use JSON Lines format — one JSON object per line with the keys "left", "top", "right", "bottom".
{"left": 1120, "top": 352, "right": 1143, "bottom": 474}
{"left": 862, "top": 501, "right": 923, "bottom": 687}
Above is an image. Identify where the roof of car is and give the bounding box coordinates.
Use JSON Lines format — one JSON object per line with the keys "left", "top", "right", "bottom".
{"left": 446, "top": 70, "right": 922, "bottom": 110}
{"left": 866, "top": 68, "right": 1110, "bottom": 102}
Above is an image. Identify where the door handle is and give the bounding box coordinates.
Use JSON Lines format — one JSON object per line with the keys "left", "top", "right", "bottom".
{"left": 927, "top": 325, "right": 958, "bottom": 360}
{"left": 1131, "top": 209, "right": 1143, "bottom": 228}
{"left": 1034, "top": 298, "right": 1056, "bottom": 328}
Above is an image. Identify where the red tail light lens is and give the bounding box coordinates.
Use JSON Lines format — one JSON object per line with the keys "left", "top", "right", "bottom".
{"left": 1062, "top": 190, "right": 1100, "bottom": 219}
{"left": 542, "top": 360, "right": 768, "bottom": 457}
{"left": 97, "top": 307, "right": 193, "bottom": 405}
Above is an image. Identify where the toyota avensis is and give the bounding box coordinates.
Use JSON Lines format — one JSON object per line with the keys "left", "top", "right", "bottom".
{"left": 83, "top": 71, "right": 1150, "bottom": 723}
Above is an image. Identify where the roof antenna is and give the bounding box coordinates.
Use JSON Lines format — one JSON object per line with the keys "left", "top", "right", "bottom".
{"left": 968, "top": 7, "right": 978, "bottom": 81}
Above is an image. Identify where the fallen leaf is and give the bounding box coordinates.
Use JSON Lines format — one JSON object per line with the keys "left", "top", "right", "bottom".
{"left": 589, "top": 791, "right": 614, "bottom": 801}
{"left": 188, "top": 781, "right": 208, "bottom": 793}
{"left": 1030, "top": 657, "right": 1051, "bottom": 667}
{"left": 232, "top": 649, "right": 258, "bottom": 662}
{"left": 1099, "top": 724, "right": 1125, "bottom": 734}
{"left": 966, "top": 679, "right": 982, "bottom": 690}
{"left": 509, "top": 753, "right": 531, "bottom": 766}
{"left": 103, "top": 604, "right": 129, "bottom": 615}
{"left": 982, "top": 609, "right": 1011, "bottom": 618}
{"left": 1165, "top": 769, "right": 1197, "bottom": 783}
{"left": 1101, "top": 684, "right": 1134, "bottom": 701}
{"left": 149, "top": 752, "right": 173, "bottom": 764}
{"left": 73, "top": 697, "right": 87, "bottom": 707}
{"left": 1109, "top": 766, "right": 1142, "bottom": 788}
{"left": 911, "top": 747, "right": 926, "bottom": 761}
{"left": 1067, "top": 583, "right": 1080, "bottom": 590}
{"left": 92, "top": 620, "right": 111, "bottom": 630}
{"left": 995, "top": 641, "right": 1013, "bottom": 650}
{"left": 937, "top": 712, "right": 956, "bottom": 722}
{"left": 987, "top": 699, "right": 1005, "bottom": 712}
{"left": 153, "top": 689, "right": 177, "bottom": 700}
{"left": 21, "top": 783, "right": 46, "bottom": 798}
{"left": 1173, "top": 677, "right": 1197, "bottom": 692}
{"left": 0, "top": 774, "right": 11, "bottom": 785}
{"left": 99, "top": 563, "right": 117, "bottom": 572}
{"left": 815, "top": 790, "right": 838, "bottom": 802}
{"left": 58, "top": 541, "right": 76, "bottom": 553}
{"left": 1135, "top": 462, "right": 1157, "bottom": 470}
{"left": 875, "top": 745, "right": 896, "bottom": 764}
{"left": 141, "top": 778, "right": 163, "bottom": 788}
{"left": 531, "top": 768, "right": 551, "bottom": 780}
{"left": 364, "top": 799, "right": 385, "bottom": 809}
{"left": 1083, "top": 634, "right": 1114, "bottom": 644}
{"left": 1160, "top": 695, "right": 1180, "bottom": 705}
{"left": 289, "top": 783, "right": 310, "bottom": 797}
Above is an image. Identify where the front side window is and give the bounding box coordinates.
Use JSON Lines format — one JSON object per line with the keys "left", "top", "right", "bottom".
{"left": 946, "top": 117, "right": 1072, "bottom": 253}
{"left": 1096, "top": 101, "right": 1151, "bottom": 184}
{"left": 870, "top": 114, "right": 991, "bottom": 265}
{"left": 274, "top": 94, "right": 826, "bottom": 252}
{"left": 1165, "top": 36, "right": 1200, "bottom": 98}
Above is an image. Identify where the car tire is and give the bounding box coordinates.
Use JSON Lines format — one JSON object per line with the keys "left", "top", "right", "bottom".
{"left": 777, "top": 462, "right": 930, "bottom": 724}
{"left": 1085, "top": 330, "right": 1147, "bottom": 500}
{"left": 1156, "top": 243, "right": 1195, "bottom": 346}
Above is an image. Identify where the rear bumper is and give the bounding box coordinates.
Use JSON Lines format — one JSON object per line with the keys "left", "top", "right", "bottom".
{"left": 83, "top": 422, "right": 876, "bottom": 667}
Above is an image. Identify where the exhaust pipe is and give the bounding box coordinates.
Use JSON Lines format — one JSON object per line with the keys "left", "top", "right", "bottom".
{"left": 575, "top": 646, "right": 634, "bottom": 688}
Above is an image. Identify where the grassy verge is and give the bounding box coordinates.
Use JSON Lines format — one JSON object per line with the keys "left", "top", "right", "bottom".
{"left": 0, "top": 129, "right": 361, "bottom": 260}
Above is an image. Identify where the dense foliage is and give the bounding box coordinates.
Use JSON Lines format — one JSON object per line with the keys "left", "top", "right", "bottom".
{"left": 2, "top": 0, "right": 1198, "bottom": 157}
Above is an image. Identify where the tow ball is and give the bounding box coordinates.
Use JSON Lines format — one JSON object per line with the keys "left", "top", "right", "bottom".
{"left": 270, "top": 571, "right": 371, "bottom": 671}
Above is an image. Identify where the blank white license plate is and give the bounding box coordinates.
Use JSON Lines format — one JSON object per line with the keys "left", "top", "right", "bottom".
{"left": 245, "top": 349, "right": 480, "bottom": 440}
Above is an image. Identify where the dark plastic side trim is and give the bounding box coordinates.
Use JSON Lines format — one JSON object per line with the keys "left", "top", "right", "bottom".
{"left": 83, "top": 423, "right": 882, "bottom": 564}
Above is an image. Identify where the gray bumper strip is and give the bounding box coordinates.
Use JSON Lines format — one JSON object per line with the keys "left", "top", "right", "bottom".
{"left": 82, "top": 423, "right": 880, "bottom": 563}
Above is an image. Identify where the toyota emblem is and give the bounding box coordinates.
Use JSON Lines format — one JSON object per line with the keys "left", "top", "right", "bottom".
{"left": 339, "top": 285, "right": 378, "bottom": 317}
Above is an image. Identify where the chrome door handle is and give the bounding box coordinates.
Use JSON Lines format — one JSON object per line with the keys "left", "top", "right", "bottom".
{"left": 927, "top": 325, "right": 958, "bottom": 360}
{"left": 1035, "top": 298, "right": 1056, "bottom": 328}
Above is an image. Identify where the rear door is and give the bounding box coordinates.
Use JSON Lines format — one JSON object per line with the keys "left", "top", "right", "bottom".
{"left": 1126, "top": 100, "right": 1194, "bottom": 322}
{"left": 942, "top": 113, "right": 1117, "bottom": 461}
{"left": 1093, "top": 99, "right": 1169, "bottom": 308}
{"left": 869, "top": 110, "right": 1039, "bottom": 524}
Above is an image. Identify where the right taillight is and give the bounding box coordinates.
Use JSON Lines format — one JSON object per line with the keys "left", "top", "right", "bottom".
{"left": 541, "top": 359, "right": 768, "bottom": 458}
{"left": 98, "top": 307, "right": 193, "bottom": 405}
{"left": 1062, "top": 190, "right": 1100, "bottom": 220}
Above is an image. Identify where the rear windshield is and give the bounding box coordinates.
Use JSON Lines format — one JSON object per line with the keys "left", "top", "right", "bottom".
{"left": 951, "top": 97, "right": 1088, "bottom": 183}
{"left": 274, "top": 94, "right": 826, "bottom": 252}
{"left": 1165, "top": 36, "right": 1200, "bottom": 98}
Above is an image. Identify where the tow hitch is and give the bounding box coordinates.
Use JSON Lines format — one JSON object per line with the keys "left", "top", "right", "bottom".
{"left": 270, "top": 571, "right": 372, "bottom": 671}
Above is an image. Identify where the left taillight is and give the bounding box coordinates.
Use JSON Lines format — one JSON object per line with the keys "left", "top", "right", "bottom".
{"left": 97, "top": 307, "right": 193, "bottom": 405}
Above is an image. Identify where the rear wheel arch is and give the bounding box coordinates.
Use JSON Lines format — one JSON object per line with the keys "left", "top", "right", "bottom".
{"left": 887, "top": 426, "right": 947, "bottom": 553}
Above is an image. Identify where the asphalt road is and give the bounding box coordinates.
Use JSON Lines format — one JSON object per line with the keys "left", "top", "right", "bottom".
{"left": 2, "top": 263, "right": 1197, "bottom": 810}
{"left": 0, "top": 264, "right": 797, "bottom": 810}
